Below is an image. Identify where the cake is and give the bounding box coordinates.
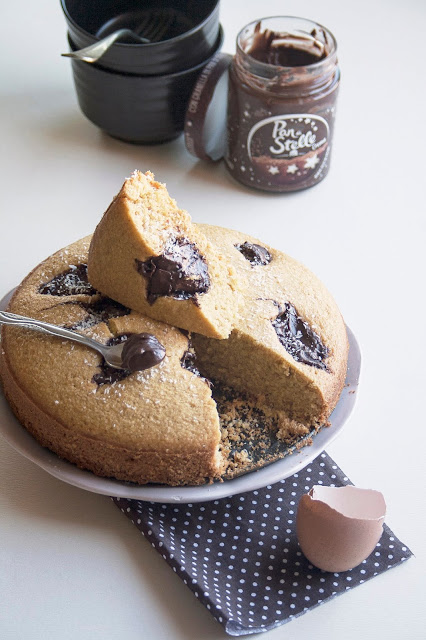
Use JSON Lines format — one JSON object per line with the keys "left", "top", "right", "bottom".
{"left": 0, "top": 174, "right": 349, "bottom": 487}
{"left": 87, "top": 171, "right": 241, "bottom": 339}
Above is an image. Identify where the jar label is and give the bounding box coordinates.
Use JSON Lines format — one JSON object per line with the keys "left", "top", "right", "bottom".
{"left": 245, "top": 114, "right": 330, "bottom": 188}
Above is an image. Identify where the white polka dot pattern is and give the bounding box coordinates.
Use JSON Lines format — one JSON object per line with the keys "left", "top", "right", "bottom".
{"left": 114, "top": 452, "right": 412, "bottom": 636}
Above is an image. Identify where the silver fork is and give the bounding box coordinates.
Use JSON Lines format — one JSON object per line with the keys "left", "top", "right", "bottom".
{"left": 61, "top": 9, "right": 176, "bottom": 64}
{"left": 0, "top": 311, "right": 127, "bottom": 369}
{"left": 133, "top": 8, "right": 176, "bottom": 42}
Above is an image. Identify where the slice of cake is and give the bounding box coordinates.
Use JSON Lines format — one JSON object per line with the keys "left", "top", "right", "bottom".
{"left": 192, "top": 225, "right": 349, "bottom": 425}
{"left": 87, "top": 171, "right": 241, "bottom": 339}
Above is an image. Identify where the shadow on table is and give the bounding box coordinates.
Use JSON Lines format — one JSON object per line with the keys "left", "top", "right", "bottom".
{"left": 0, "top": 439, "right": 228, "bottom": 639}
{"left": 2, "top": 87, "right": 276, "bottom": 198}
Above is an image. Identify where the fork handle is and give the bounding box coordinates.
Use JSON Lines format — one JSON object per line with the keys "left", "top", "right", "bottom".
{"left": 61, "top": 28, "right": 149, "bottom": 63}
{"left": 0, "top": 311, "right": 103, "bottom": 353}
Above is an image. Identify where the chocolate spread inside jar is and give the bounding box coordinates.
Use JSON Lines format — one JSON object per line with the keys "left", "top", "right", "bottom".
{"left": 226, "top": 17, "right": 340, "bottom": 192}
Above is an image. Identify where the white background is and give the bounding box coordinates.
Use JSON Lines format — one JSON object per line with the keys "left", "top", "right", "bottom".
{"left": 0, "top": 1, "right": 425, "bottom": 638}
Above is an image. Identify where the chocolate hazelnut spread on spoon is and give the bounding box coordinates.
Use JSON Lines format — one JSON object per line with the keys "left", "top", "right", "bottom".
{"left": 0, "top": 311, "right": 165, "bottom": 385}
{"left": 93, "top": 332, "right": 166, "bottom": 385}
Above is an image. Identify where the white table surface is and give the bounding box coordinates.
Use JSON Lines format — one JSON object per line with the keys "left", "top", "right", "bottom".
{"left": 1, "top": 1, "right": 424, "bottom": 638}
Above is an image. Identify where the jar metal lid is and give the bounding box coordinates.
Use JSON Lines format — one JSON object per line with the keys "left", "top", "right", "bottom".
{"left": 184, "top": 52, "right": 232, "bottom": 162}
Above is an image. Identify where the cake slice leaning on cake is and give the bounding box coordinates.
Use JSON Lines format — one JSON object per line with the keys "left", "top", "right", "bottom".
{"left": 88, "top": 170, "right": 348, "bottom": 429}
{"left": 88, "top": 171, "right": 242, "bottom": 339}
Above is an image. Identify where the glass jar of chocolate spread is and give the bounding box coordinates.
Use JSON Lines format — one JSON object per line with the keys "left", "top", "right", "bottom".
{"left": 225, "top": 16, "right": 340, "bottom": 192}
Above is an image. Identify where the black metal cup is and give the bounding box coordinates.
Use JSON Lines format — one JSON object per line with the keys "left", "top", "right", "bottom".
{"left": 61, "top": 0, "right": 221, "bottom": 75}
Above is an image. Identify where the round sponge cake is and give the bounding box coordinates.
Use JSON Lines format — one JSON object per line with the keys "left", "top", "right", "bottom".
{"left": 0, "top": 228, "right": 348, "bottom": 486}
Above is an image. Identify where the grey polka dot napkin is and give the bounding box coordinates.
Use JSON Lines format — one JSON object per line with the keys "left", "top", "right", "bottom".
{"left": 113, "top": 452, "right": 412, "bottom": 636}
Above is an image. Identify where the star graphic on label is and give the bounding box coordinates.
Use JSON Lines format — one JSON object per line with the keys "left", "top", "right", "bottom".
{"left": 268, "top": 166, "right": 279, "bottom": 175}
{"left": 287, "top": 164, "right": 298, "bottom": 174}
{"left": 304, "top": 118, "right": 311, "bottom": 124}
{"left": 243, "top": 110, "right": 250, "bottom": 118}
{"left": 304, "top": 154, "right": 320, "bottom": 169}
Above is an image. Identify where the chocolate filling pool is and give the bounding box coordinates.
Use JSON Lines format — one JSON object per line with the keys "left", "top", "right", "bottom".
{"left": 235, "top": 241, "right": 272, "bottom": 266}
{"left": 135, "top": 237, "right": 210, "bottom": 304}
{"left": 39, "top": 264, "right": 97, "bottom": 296}
{"left": 180, "top": 337, "right": 212, "bottom": 387}
{"left": 272, "top": 302, "right": 329, "bottom": 370}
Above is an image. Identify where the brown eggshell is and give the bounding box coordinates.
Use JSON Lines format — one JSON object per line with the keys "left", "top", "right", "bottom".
{"left": 296, "top": 485, "right": 386, "bottom": 572}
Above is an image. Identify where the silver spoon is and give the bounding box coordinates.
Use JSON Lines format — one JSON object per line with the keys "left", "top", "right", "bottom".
{"left": 0, "top": 311, "right": 127, "bottom": 370}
